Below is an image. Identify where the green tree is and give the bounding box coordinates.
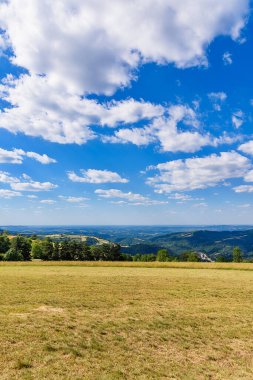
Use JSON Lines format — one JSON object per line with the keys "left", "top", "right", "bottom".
{"left": 156, "top": 249, "right": 169, "bottom": 262}
{"left": 52, "top": 242, "right": 60, "bottom": 260}
{"left": 31, "top": 240, "right": 43, "bottom": 259}
{"left": 233, "top": 246, "right": 243, "bottom": 262}
{"left": 40, "top": 238, "right": 54, "bottom": 260}
{"left": 81, "top": 244, "right": 91, "bottom": 260}
{"left": 10, "top": 236, "right": 31, "bottom": 261}
{"left": 4, "top": 248, "right": 24, "bottom": 261}
{"left": 216, "top": 254, "right": 225, "bottom": 262}
{"left": 61, "top": 240, "right": 75, "bottom": 260}
{"left": 187, "top": 252, "right": 200, "bottom": 262}
{"left": 0, "top": 234, "right": 10, "bottom": 253}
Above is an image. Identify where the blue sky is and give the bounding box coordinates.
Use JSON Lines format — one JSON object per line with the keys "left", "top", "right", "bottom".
{"left": 1, "top": 0, "right": 253, "bottom": 225}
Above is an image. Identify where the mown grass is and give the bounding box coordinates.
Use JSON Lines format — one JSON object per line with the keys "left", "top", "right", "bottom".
{"left": 1, "top": 263, "right": 253, "bottom": 379}
{"left": 2, "top": 260, "right": 253, "bottom": 270}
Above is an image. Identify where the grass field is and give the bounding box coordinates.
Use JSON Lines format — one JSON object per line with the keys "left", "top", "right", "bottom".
{"left": 1, "top": 262, "right": 253, "bottom": 379}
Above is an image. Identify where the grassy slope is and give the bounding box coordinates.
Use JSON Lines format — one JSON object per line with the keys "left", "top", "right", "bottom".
{"left": 1, "top": 263, "right": 253, "bottom": 379}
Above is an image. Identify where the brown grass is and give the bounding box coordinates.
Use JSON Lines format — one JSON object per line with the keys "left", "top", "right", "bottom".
{"left": 1, "top": 260, "right": 253, "bottom": 270}
{"left": 1, "top": 263, "right": 253, "bottom": 379}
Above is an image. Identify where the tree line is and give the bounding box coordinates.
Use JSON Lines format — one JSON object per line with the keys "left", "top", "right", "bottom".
{"left": 0, "top": 233, "right": 245, "bottom": 262}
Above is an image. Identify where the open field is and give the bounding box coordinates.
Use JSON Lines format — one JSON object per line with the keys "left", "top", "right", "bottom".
{"left": 1, "top": 263, "right": 253, "bottom": 379}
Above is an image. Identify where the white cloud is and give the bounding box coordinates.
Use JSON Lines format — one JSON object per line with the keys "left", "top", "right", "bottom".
{"left": 105, "top": 104, "right": 212, "bottom": 152}
{"left": 233, "top": 185, "right": 253, "bottom": 193}
{"left": 168, "top": 193, "right": 204, "bottom": 202}
{"left": 59, "top": 196, "right": 89, "bottom": 203}
{"left": 100, "top": 99, "right": 164, "bottom": 127}
{"left": 0, "top": 0, "right": 249, "bottom": 143}
{"left": 0, "top": 147, "right": 56, "bottom": 164}
{"left": 238, "top": 140, "right": 253, "bottom": 155}
{"left": 68, "top": 169, "right": 128, "bottom": 184}
{"left": 147, "top": 151, "right": 251, "bottom": 193}
{"left": 40, "top": 199, "right": 56, "bottom": 204}
{"left": 105, "top": 104, "right": 239, "bottom": 153}
{"left": 95, "top": 188, "right": 167, "bottom": 206}
{"left": 243, "top": 170, "right": 253, "bottom": 182}
{"left": 11, "top": 181, "right": 57, "bottom": 192}
{"left": 0, "top": 170, "right": 57, "bottom": 192}
{"left": 0, "top": 0, "right": 248, "bottom": 93}
{"left": 232, "top": 110, "right": 244, "bottom": 128}
{"left": 223, "top": 51, "right": 233, "bottom": 65}
{"left": 25, "top": 151, "right": 56, "bottom": 164}
{"left": 0, "top": 189, "right": 22, "bottom": 198}
{"left": 0, "top": 171, "right": 18, "bottom": 184}
{"left": 208, "top": 92, "right": 227, "bottom": 111}
{"left": 0, "top": 75, "right": 162, "bottom": 143}
{"left": 95, "top": 189, "right": 148, "bottom": 201}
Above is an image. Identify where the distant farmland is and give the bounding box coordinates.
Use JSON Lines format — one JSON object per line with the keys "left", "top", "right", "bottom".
{"left": 1, "top": 262, "right": 253, "bottom": 379}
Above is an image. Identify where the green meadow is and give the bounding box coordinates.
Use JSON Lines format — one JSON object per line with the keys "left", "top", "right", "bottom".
{"left": 1, "top": 262, "right": 253, "bottom": 379}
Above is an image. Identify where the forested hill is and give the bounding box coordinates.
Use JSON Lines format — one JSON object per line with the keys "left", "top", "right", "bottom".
{"left": 119, "top": 229, "right": 253, "bottom": 259}
{"left": 148, "top": 229, "right": 253, "bottom": 258}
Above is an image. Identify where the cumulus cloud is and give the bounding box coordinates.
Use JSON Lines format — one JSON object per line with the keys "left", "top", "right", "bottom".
{"left": 95, "top": 188, "right": 167, "bottom": 206}
{"left": 233, "top": 185, "right": 253, "bottom": 193}
{"left": 25, "top": 151, "right": 56, "bottom": 164}
{"left": 104, "top": 104, "right": 239, "bottom": 153}
{"left": 0, "top": 147, "right": 56, "bottom": 164}
{"left": 243, "top": 170, "right": 253, "bottom": 182}
{"left": 11, "top": 181, "right": 57, "bottom": 192}
{"left": 59, "top": 196, "right": 89, "bottom": 203}
{"left": 100, "top": 99, "right": 164, "bottom": 127}
{"left": 0, "top": 171, "right": 57, "bottom": 192}
{"left": 208, "top": 92, "right": 227, "bottom": 111}
{"left": 238, "top": 140, "right": 253, "bottom": 155}
{"left": 0, "top": 1, "right": 248, "bottom": 92}
{"left": 105, "top": 104, "right": 211, "bottom": 152}
{"left": 68, "top": 169, "right": 128, "bottom": 184}
{"left": 0, "top": 75, "right": 162, "bottom": 143}
{"left": 232, "top": 110, "right": 244, "bottom": 128}
{"left": 146, "top": 151, "right": 251, "bottom": 193}
{"left": 0, "top": 189, "right": 22, "bottom": 198}
{"left": 0, "top": 0, "right": 249, "bottom": 143}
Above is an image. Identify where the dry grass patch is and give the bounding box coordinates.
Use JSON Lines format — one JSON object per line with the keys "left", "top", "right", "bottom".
{"left": 0, "top": 264, "right": 253, "bottom": 379}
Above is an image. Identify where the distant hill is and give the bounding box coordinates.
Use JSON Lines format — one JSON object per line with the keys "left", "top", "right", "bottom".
{"left": 145, "top": 229, "right": 253, "bottom": 259}
{"left": 2, "top": 226, "right": 253, "bottom": 259}
{"left": 121, "top": 229, "right": 253, "bottom": 259}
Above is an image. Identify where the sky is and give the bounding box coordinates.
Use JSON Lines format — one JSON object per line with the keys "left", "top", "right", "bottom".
{"left": 1, "top": 0, "right": 253, "bottom": 225}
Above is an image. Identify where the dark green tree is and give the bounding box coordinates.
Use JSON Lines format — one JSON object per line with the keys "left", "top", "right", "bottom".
{"left": 81, "top": 244, "right": 91, "bottom": 260}
{"left": 0, "top": 234, "right": 10, "bottom": 253}
{"left": 233, "top": 246, "right": 243, "bottom": 262}
{"left": 40, "top": 238, "right": 54, "bottom": 260}
{"left": 10, "top": 236, "right": 31, "bottom": 261}
{"left": 60, "top": 240, "right": 73, "bottom": 260}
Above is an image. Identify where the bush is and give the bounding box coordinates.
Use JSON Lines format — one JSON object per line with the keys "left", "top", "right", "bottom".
{"left": 4, "top": 248, "right": 24, "bottom": 261}
{"left": 0, "top": 253, "right": 4, "bottom": 261}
